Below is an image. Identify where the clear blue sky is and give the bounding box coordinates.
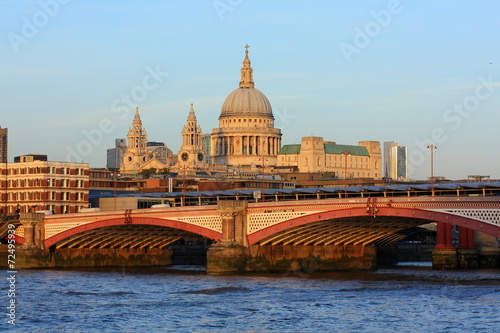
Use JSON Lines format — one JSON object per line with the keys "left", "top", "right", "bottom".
{"left": 1, "top": 0, "right": 499, "bottom": 180}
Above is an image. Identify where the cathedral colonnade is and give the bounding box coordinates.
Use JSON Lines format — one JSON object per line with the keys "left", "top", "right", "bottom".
{"left": 211, "top": 135, "right": 281, "bottom": 157}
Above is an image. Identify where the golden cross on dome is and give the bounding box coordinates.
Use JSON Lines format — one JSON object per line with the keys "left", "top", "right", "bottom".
{"left": 245, "top": 44, "right": 249, "bottom": 52}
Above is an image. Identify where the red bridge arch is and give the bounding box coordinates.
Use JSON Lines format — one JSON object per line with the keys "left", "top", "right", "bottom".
{"left": 44, "top": 216, "right": 222, "bottom": 249}
{"left": 247, "top": 206, "right": 500, "bottom": 245}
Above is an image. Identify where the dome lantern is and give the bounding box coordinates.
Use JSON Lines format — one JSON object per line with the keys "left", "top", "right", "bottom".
{"left": 220, "top": 45, "right": 273, "bottom": 118}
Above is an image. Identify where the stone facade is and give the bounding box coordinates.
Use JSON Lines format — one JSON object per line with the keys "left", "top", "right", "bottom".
{"left": 277, "top": 137, "right": 382, "bottom": 179}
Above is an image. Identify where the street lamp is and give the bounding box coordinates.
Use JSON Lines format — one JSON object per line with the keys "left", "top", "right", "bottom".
{"left": 342, "top": 149, "right": 351, "bottom": 198}
{"left": 180, "top": 165, "right": 189, "bottom": 206}
{"left": 258, "top": 158, "right": 268, "bottom": 202}
{"left": 113, "top": 170, "right": 120, "bottom": 210}
{"left": 427, "top": 144, "right": 437, "bottom": 196}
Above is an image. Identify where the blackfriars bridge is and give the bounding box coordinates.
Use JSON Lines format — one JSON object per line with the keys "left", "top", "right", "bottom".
{"left": 4, "top": 182, "right": 500, "bottom": 272}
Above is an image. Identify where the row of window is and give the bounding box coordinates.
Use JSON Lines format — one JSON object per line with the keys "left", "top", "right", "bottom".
{"left": 281, "top": 155, "right": 369, "bottom": 163}
{"left": 7, "top": 179, "right": 87, "bottom": 188}
{"left": 7, "top": 191, "right": 86, "bottom": 201}
{"left": 6, "top": 167, "right": 86, "bottom": 175}
{"left": 224, "top": 118, "right": 272, "bottom": 124}
{"left": 283, "top": 161, "right": 370, "bottom": 169}
{"left": 9, "top": 204, "right": 87, "bottom": 214}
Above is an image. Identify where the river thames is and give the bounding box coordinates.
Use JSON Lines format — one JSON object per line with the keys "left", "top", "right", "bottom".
{"left": 2, "top": 263, "right": 499, "bottom": 332}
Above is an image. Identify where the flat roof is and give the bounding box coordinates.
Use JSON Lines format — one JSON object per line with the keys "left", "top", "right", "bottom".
{"left": 90, "top": 182, "right": 500, "bottom": 199}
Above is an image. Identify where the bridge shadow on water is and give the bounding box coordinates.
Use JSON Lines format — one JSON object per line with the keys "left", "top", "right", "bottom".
{"left": 37, "top": 260, "right": 500, "bottom": 287}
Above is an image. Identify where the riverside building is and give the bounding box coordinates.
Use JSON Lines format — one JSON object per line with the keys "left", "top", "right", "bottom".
{"left": 0, "top": 154, "right": 89, "bottom": 214}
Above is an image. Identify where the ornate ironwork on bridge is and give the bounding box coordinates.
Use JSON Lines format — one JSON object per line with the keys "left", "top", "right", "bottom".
{"left": 4, "top": 182, "right": 500, "bottom": 271}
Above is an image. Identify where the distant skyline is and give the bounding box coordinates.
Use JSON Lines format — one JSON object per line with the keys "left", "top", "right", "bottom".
{"left": 1, "top": 1, "right": 499, "bottom": 180}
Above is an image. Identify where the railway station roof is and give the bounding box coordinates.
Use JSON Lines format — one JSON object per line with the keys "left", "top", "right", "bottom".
{"left": 90, "top": 182, "right": 500, "bottom": 200}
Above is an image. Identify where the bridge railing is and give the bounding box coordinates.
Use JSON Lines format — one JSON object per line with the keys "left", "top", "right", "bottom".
{"left": 154, "top": 182, "right": 500, "bottom": 208}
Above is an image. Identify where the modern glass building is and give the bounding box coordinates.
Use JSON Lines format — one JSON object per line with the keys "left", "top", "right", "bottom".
{"left": 384, "top": 141, "right": 407, "bottom": 180}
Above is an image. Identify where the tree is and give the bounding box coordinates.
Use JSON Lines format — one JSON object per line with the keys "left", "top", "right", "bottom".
{"left": 139, "top": 168, "right": 157, "bottom": 179}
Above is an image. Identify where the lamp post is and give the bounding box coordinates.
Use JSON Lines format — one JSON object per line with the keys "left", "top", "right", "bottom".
{"left": 427, "top": 144, "right": 437, "bottom": 196}
{"left": 182, "top": 165, "right": 187, "bottom": 206}
{"left": 342, "top": 149, "right": 350, "bottom": 198}
{"left": 113, "top": 170, "right": 118, "bottom": 210}
{"left": 3, "top": 160, "right": 7, "bottom": 214}
{"left": 259, "top": 158, "right": 267, "bottom": 202}
{"left": 180, "top": 165, "right": 189, "bottom": 206}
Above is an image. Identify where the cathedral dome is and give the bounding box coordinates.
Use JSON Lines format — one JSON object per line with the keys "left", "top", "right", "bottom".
{"left": 221, "top": 86, "right": 272, "bottom": 117}
{"left": 220, "top": 45, "right": 273, "bottom": 118}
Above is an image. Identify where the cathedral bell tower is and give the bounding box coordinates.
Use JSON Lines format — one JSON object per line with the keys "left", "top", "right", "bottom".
{"left": 177, "top": 103, "right": 206, "bottom": 169}
{"left": 121, "top": 107, "right": 149, "bottom": 174}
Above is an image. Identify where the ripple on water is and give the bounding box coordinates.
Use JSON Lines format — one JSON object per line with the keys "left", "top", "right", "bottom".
{"left": 7, "top": 266, "right": 500, "bottom": 333}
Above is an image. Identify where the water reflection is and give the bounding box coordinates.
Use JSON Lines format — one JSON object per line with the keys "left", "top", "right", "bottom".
{"left": 5, "top": 264, "right": 500, "bottom": 332}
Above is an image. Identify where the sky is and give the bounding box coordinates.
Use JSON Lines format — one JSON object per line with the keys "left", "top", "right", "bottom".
{"left": 1, "top": 0, "right": 499, "bottom": 181}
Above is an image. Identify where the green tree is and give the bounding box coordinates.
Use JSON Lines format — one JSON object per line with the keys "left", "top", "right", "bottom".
{"left": 139, "top": 168, "right": 157, "bottom": 179}
{"left": 157, "top": 167, "right": 170, "bottom": 175}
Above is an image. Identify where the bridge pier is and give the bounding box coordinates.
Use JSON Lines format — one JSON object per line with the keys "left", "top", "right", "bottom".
{"left": 207, "top": 201, "right": 249, "bottom": 273}
{"left": 19, "top": 213, "right": 45, "bottom": 249}
{"left": 432, "top": 222, "right": 458, "bottom": 269}
{"left": 208, "top": 243, "right": 377, "bottom": 274}
{"left": 475, "top": 232, "right": 500, "bottom": 268}
{"left": 207, "top": 201, "right": 377, "bottom": 274}
{"left": 9, "top": 213, "right": 49, "bottom": 269}
{"left": 457, "top": 227, "right": 478, "bottom": 269}
{"left": 13, "top": 248, "right": 173, "bottom": 269}
{"left": 433, "top": 224, "right": 500, "bottom": 269}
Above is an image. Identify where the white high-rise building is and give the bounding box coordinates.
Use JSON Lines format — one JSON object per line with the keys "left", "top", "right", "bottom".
{"left": 384, "top": 141, "right": 407, "bottom": 180}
